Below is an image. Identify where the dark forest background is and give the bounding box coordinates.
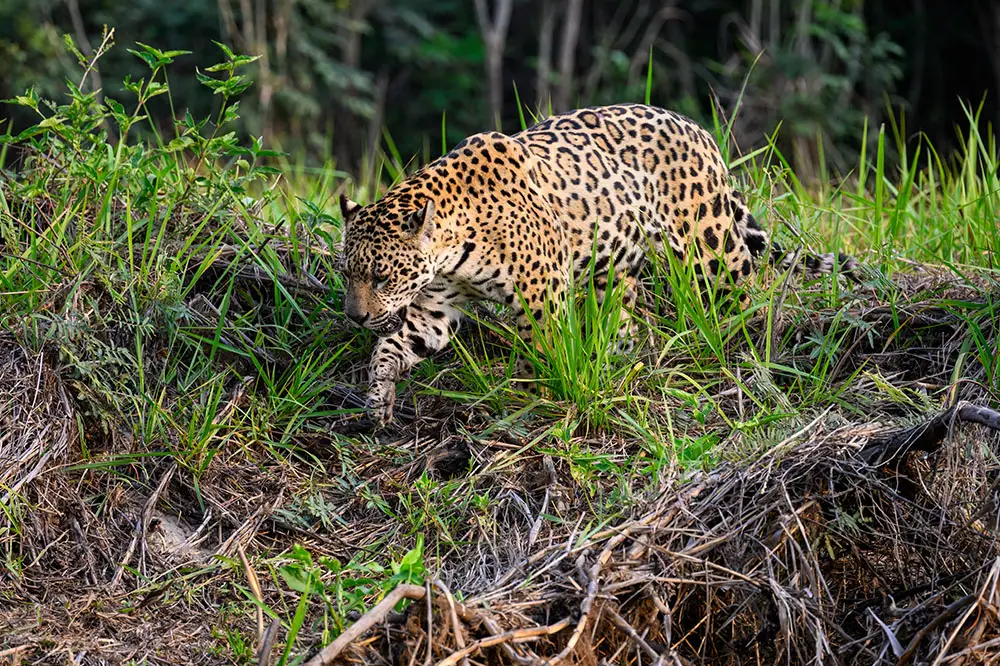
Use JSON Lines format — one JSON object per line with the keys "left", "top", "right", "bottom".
{"left": 1, "top": 0, "right": 998, "bottom": 179}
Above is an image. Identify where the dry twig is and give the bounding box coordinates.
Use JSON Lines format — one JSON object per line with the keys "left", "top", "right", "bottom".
{"left": 433, "top": 618, "right": 573, "bottom": 666}
{"left": 304, "top": 584, "right": 427, "bottom": 666}
{"left": 111, "top": 462, "right": 176, "bottom": 587}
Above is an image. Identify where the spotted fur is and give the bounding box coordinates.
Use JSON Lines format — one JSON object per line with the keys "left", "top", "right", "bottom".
{"left": 337, "top": 103, "right": 857, "bottom": 424}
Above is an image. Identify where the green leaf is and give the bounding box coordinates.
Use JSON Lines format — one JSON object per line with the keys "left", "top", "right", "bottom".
{"left": 123, "top": 74, "right": 144, "bottom": 96}
{"left": 278, "top": 545, "right": 324, "bottom": 595}
{"left": 135, "top": 42, "right": 165, "bottom": 60}
{"left": 195, "top": 69, "right": 226, "bottom": 94}
{"left": 220, "top": 102, "right": 241, "bottom": 126}
{"left": 388, "top": 535, "right": 425, "bottom": 588}
{"left": 145, "top": 82, "right": 168, "bottom": 99}
{"left": 289, "top": 543, "right": 313, "bottom": 566}
{"left": 279, "top": 564, "right": 322, "bottom": 594}
{"left": 318, "top": 556, "right": 342, "bottom": 573}
{"left": 184, "top": 110, "right": 195, "bottom": 127}
{"left": 212, "top": 41, "right": 237, "bottom": 61}
{"left": 5, "top": 88, "right": 40, "bottom": 110}
{"left": 222, "top": 76, "right": 254, "bottom": 97}
{"left": 62, "top": 34, "right": 87, "bottom": 67}
{"left": 127, "top": 48, "right": 159, "bottom": 71}
{"left": 38, "top": 116, "right": 65, "bottom": 130}
{"left": 164, "top": 136, "right": 195, "bottom": 152}
{"left": 9, "top": 125, "right": 44, "bottom": 141}
{"left": 105, "top": 98, "right": 126, "bottom": 117}
{"left": 231, "top": 54, "right": 261, "bottom": 68}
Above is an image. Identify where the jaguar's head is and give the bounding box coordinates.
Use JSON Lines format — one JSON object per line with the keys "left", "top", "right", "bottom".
{"left": 336, "top": 193, "right": 438, "bottom": 336}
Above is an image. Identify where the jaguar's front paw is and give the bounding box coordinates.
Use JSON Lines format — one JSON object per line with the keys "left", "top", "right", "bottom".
{"left": 512, "top": 358, "right": 555, "bottom": 400}
{"left": 366, "top": 378, "right": 396, "bottom": 427}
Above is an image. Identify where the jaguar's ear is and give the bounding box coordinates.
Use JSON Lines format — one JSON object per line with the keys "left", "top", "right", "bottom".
{"left": 333, "top": 249, "right": 347, "bottom": 273}
{"left": 339, "top": 194, "right": 361, "bottom": 222}
{"left": 407, "top": 200, "right": 436, "bottom": 251}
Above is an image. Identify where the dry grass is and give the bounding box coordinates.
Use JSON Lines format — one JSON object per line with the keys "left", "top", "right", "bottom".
{"left": 1, "top": 335, "right": 76, "bottom": 506}
{"left": 2, "top": 274, "right": 999, "bottom": 665}
{"left": 326, "top": 404, "right": 1000, "bottom": 666}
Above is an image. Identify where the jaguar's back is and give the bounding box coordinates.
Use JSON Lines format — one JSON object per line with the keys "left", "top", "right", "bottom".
{"left": 514, "top": 103, "right": 771, "bottom": 289}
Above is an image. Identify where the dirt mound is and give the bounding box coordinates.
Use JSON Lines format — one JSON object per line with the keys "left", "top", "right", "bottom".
{"left": 307, "top": 402, "right": 1000, "bottom": 666}
{"left": 2, "top": 280, "right": 999, "bottom": 665}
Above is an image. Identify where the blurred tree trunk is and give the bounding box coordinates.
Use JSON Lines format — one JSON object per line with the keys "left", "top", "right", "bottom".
{"left": 65, "top": 0, "right": 103, "bottom": 100}
{"left": 218, "top": 0, "right": 274, "bottom": 142}
{"left": 980, "top": 0, "right": 1000, "bottom": 132}
{"left": 818, "top": 0, "right": 841, "bottom": 71}
{"left": 582, "top": 2, "right": 630, "bottom": 102}
{"left": 905, "top": 0, "right": 925, "bottom": 112}
{"left": 363, "top": 70, "right": 389, "bottom": 189}
{"left": 748, "top": 0, "right": 762, "bottom": 43}
{"left": 768, "top": 0, "right": 781, "bottom": 55}
{"left": 536, "top": 0, "right": 556, "bottom": 111}
{"left": 792, "top": 0, "right": 816, "bottom": 181}
{"left": 253, "top": 0, "right": 273, "bottom": 144}
{"left": 474, "top": 0, "right": 513, "bottom": 129}
{"left": 335, "top": 0, "right": 374, "bottom": 171}
{"left": 627, "top": 2, "right": 679, "bottom": 80}
{"left": 663, "top": 19, "right": 695, "bottom": 103}
{"left": 555, "top": 0, "right": 583, "bottom": 113}
{"left": 995, "top": 3, "right": 1000, "bottom": 132}
{"left": 274, "top": 0, "right": 291, "bottom": 71}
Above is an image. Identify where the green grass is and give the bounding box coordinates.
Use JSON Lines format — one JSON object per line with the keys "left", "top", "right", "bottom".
{"left": 1, "top": 39, "right": 999, "bottom": 663}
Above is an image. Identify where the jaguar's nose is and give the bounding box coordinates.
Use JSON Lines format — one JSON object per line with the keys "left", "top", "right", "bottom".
{"left": 346, "top": 310, "right": 370, "bottom": 327}
{"left": 344, "top": 290, "right": 370, "bottom": 327}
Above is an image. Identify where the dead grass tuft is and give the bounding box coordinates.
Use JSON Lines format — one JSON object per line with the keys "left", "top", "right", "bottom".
{"left": 327, "top": 404, "right": 1000, "bottom": 666}
{"left": 1, "top": 335, "right": 77, "bottom": 504}
{"left": 1, "top": 275, "right": 998, "bottom": 665}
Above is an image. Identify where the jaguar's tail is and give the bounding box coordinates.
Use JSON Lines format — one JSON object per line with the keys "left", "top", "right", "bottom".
{"left": 739, "top": 202, "right": 860, "bottom": 283}
{"left": 767, "top": 243, "right": 860, "bottom": 283}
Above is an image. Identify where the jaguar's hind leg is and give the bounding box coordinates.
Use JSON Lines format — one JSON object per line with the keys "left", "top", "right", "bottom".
{"left": 590, "top": 273, "right": 645, "bottom": 356}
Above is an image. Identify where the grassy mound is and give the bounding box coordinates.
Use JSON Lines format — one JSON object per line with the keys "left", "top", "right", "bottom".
{"left": 320, "top": 403, "right": 1000, "bottom": 666}
{"left": 1, "top": 42, "right": 998, "bottom": 665}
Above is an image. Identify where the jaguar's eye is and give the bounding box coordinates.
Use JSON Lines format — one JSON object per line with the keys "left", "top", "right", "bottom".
{"left": 372, "top": 269, "right": 389, "bottom": 291}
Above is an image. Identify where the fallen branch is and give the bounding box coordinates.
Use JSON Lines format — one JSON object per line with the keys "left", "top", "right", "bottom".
{"left": 257, "top": 618, "right": 280, "bottom": 666}
{"left": 544, "top": 491, "right": 695, "bottom": 666}
{"left": 234, "top": 264, "right": 330, "bottom": 295}
{"left": 424, "top": 581, "right": 434, "bottom": 666}
{"left": 433, "top": 580, "right": 468, "bottom": 666}
{"left": 894, "top": 594, "right": 976, "bottom": 666}
{"left": 111, "top": 462, "right": 176, "bottom": 588}
{"left": 238, "top": 545, "right": 265, "bottom": 642}
{"left": 605, "top": 606, "right": 663, "bottom": 662}
{"left": 861, "top": 401, "right": 1000, "bottom": 466}
{"left": 304, "top": 584, "right": 426, "bottom": 666}
{"left": 443, "top": 596, "right": 543, "bottom": 666}
{"left": 433, "top": 618, "right": 573, "bottom": 666}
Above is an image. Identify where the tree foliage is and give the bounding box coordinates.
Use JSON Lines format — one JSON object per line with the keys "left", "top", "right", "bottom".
{"left": 0, "top": 0, "right": 996, "bottom": 179}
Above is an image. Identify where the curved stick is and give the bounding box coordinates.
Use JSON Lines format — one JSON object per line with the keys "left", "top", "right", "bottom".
{"left": 305, "top": 584, "right": 426, "bottom": 666}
